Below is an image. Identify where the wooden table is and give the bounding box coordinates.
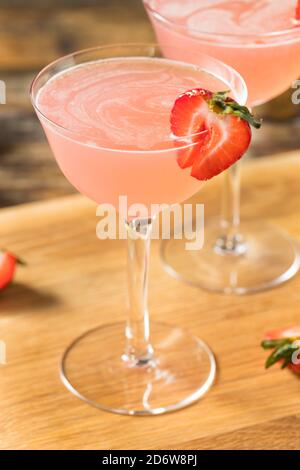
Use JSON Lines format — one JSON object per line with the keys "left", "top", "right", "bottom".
{"left": 1, "top": 152, "right": 300, "bottom": 450}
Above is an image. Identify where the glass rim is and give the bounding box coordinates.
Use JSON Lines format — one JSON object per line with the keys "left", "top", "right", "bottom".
{"left": 30, "top": 42, "right": 248, "bottom": 154}
{"left": 143, "top": 0, "right": 300, "bottom": 40}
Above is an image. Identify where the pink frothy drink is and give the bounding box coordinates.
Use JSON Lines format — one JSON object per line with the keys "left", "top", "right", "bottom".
{"left": 144, "top": 0, "right": 300, "bottom": 106}
{"left": 35, "top": 57, "right": 239, "bottom": 217}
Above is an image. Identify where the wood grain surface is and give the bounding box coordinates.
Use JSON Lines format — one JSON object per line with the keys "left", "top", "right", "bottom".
{"left": 0, "top": 152, "right": 300, "bottom": 450}
{"left": 0, "top": 0, "right": 299, "bottom": 208}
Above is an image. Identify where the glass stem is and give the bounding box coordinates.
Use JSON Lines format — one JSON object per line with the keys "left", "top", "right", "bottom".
{"left": 123, "top": 218, "right": 154, "bottom": 367}
{"left": 215, "top": 162, "right": 247, "bottom": 256}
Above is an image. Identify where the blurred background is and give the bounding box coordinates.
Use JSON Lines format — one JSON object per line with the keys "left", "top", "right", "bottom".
{"left": 0, "top": 0, "right": 299, "bottom": 208}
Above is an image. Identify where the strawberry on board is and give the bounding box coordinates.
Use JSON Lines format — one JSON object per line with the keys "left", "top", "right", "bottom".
{"left": 261, "top": 327, "right": 300, "bottom": 375}
{"left": 0, "top": 251, "right": 25, "bottom": 290}
{"left": 171, "top": 88, "right": 261, "bottom": 181}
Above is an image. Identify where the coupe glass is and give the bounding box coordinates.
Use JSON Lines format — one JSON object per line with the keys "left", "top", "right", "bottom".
{"left": 144, "top": 0, "right": 300, "bottom": 294}
{"left": 31, "top": 44, "right": 247, "bottom": 415}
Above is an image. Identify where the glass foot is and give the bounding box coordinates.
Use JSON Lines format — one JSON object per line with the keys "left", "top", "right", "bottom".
{"left": 161, "top": 218, "right": 299, "bottom": 295}
{"left": 61, "top": 322, "right": 216, "bottom": 416}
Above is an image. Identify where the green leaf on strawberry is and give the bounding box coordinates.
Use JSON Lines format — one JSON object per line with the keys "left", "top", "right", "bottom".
{"left": 261, "top": 327, "right": 300, "bottom": 374}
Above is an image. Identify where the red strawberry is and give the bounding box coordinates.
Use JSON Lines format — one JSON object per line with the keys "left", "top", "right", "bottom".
{"left": 261, "top": 327, "right": 300, "bottom": 374}
{"left": 0, "top": 252, "right": 17, "bottom": 289}
{"left": 171, "top": 89, "right": 261, "bottom": 181}
{"left": 296, "top": 1, "right": 300, "bottom": 21}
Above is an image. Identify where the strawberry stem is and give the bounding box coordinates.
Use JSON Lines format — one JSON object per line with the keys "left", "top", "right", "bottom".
{"left": 1, "top": 249, "right": 26, "bottom": 266}
{"left": 261, "top": 337, "right": 300, "bottom": 369}
{"left": 15, "top": 256, "right": 27, "bottom": 266}
{"left": 261, "top": 339, "right": 285, "bottom": 349}
{"left": 209, "top": 91, "right": 262, "bottom": 129}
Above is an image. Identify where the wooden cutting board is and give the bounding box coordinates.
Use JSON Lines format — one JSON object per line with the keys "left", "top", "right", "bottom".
{"left": 1, "top": 152, "right": 300, "bottom": 450}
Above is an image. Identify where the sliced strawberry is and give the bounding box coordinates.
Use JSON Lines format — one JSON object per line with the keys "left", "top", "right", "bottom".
{"left": 261, "top": 327, "right": 300, "bottom": 374}
{"left": 0, "top": 252, "right": 17, "bottom": 289}
{"left": 171, "top": 89, "right": 212, "bottom": 169}
{"left": 171, "top": 89, "right": 261, "bottom": 181}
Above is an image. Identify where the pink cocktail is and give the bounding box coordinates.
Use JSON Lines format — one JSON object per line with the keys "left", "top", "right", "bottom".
{"left": 35, "top": 57, "right": 225, "bottom": 216}
{"left": 144, "top": 0, "right": 300, "bottom": 294}
{"left": 145, "top": 0, "right": 300, "bottom": 106}
{"left": 31, "top": 45, "right": 248, "bottom": 415}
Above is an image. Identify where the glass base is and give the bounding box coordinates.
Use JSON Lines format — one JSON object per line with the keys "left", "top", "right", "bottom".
{"left": 61, "top": 322, "right": 216, "bottom": 416}
{"left": 161, "top": 219, "right": 299, "bottom": 295}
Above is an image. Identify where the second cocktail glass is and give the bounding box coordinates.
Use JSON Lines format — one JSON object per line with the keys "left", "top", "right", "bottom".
{"left": 144, "top": 0, "right": 300, "bottom": 294}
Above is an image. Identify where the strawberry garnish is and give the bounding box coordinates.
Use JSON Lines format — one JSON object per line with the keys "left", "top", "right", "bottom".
{"left": 171, "top": 89, "right": 261, "bottom": 181}
{"left": 261, "top": 327, "right": 300, "bottom": 374}
{"left": 0, "top": 251, "right": 25, "bottom": 290}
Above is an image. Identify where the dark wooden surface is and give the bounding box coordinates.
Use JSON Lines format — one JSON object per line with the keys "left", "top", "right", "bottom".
{"left": 0, "top": 0, "right": 299, "bottom": 207}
